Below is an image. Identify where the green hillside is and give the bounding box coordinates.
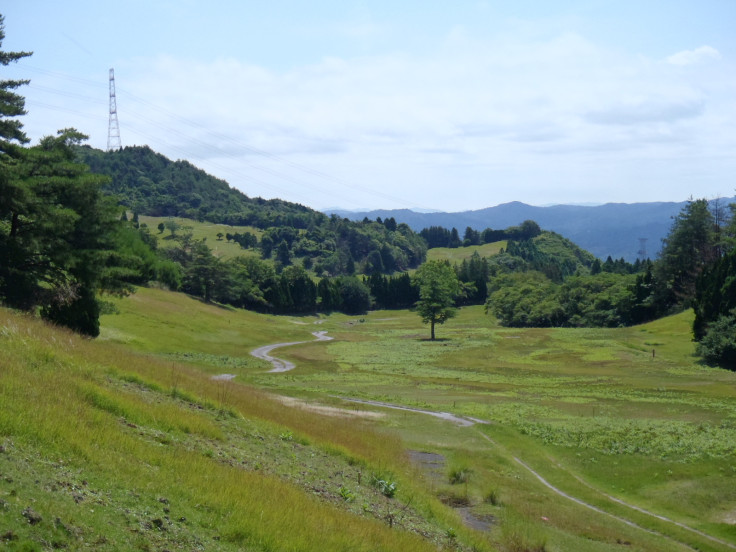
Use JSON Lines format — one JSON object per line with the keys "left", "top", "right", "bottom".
{"left": 77, "top": 145, "right": 428, "bottom": 277}
{"left": 3, "top": 278, "right": 736, "bottom": 551}
{"left": 137, "top": 215, "right": 263, "bottom": 261}
{"left": 77, "top": 145, "right": 320, "bottom": 228}
{"left": 0, "top": 300, "right": 472, "bottom": 552}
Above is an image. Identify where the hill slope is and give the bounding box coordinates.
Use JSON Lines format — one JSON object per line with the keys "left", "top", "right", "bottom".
{"left": 0, "top": 301, "right": 472, "bottom": 551}
{"left": 76, "top": 145, "right": 427, "bottom": 276}
{"left": 77, "top": 145, "right": 323, "bottom": 229}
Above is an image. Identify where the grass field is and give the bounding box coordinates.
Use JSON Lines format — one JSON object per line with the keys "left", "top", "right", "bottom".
{"left": 427, "top": 241, "right": 507, "bottom": 263}
{"left": 3, "top": 286, "right": 735, "bottom": 551}
{"left": 138, "top": 215, "right": 263, "bottom": 260}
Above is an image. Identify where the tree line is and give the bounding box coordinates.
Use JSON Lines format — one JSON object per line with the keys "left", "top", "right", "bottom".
{"left": 419, "top": 219, "right": 542, "bottom": 248}
{"left": 77, "top": 147, "right": 429, "bottom": 278}
{"left": 1, "top": 15, "right": 732, "bottom": 365}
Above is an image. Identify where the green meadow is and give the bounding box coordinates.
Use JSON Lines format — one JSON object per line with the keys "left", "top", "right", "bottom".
{"left": 427, "top": 241, "right": 507, "bottom": 263}
{"left": 138, "top": 215, "right": 263, "bottom": 260}
{"left": 2, "top": 286, "right": 735, "bottom": 551}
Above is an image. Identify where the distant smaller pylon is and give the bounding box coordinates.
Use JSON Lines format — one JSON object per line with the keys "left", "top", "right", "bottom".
{"left": 637, "top": 238, "right": 648, "bottom": 260}
{"left": 107, "top": 68, "right": 122, "bottom": 151}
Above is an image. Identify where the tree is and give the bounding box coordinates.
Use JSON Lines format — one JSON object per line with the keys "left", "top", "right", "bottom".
{"left": 338, "top": 276, "right": 371, "bottom": 314}
{"left": 0, "top": 14, "right": 32, "bottom": 156}
{"left": 693, "top": 247, "right": 736, "bottom": 340}
{"left": 655, "top": 198, "right": 717, "bottom": 308}
{"left": 696, "top": 311, "right": 736, "bottom": 370}
{"left": 1, "top": 129, "right": 130, "bottom": 336}
{"left": 276, "top": 239, "right": 292, "bottom": 265}
{"left": 164, "top": 218, "right": 180, "bottom": 237}
{"left": 412, "top": 260, "right": 461, "bottom": 340}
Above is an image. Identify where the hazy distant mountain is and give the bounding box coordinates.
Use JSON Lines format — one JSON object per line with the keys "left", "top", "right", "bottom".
{"left": 326, "top": 199, "right": 735, "bottom": 261}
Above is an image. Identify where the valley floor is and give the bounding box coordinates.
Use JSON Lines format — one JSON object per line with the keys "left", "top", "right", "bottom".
{"left": 2, "top": 286, "right": 735, "bottom": 551}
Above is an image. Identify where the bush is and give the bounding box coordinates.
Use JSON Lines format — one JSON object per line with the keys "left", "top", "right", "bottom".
{"left": 448, "top": 465, "right": 472, "bottom": 485}
{"left": 697, "top": 312, "right": 736, "bottom": 370}
{"left": 484, "top": 488, "right": 500, "bottom": 506}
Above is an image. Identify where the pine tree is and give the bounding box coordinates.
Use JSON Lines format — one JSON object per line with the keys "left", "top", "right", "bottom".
{"left": 0, "top": 14, "right": 32, "bottom": 156}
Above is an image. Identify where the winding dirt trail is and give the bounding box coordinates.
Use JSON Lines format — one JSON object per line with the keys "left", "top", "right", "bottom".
{"left": 249, "top": 333, "right": 732, "bottom": 550}
{"left": 340, "top": 397, "right": 731, "bottom": 551}
{"left": 250, "top": 331, "right": 333, "bottom": 373}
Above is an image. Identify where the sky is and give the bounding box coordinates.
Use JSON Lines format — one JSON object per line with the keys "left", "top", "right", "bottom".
{"left": 3, "top": 1, "right": 735, "bottom": 212}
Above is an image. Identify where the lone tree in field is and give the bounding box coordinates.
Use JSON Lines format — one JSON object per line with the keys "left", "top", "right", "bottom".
{"left": 412, "top": 260, "right": 461, "bottom": 340}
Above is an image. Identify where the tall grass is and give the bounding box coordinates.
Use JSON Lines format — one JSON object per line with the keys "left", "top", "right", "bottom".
{"left": 0, "top": 307, "right": 442, "bottom": 551}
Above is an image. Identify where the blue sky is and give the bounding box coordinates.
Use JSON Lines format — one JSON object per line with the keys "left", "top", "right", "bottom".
{"left": 3, "top": 1, "right": 735, "bottom": 211}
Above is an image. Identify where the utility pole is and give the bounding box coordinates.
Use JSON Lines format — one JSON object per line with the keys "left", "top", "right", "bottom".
{"left": 107, "top": 68, "right": 122, "bottom": 151}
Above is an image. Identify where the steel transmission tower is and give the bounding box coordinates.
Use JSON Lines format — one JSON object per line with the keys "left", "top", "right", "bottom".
{"left": 107, "top": 68, "right": 122, "bottom": 151}
{"left": 637, "top": 238, "right": 648, "bottom": 260}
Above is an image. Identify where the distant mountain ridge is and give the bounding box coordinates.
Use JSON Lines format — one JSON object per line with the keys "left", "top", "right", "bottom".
{"left": 326, "top": 199, "right": 735, "bottom": 261}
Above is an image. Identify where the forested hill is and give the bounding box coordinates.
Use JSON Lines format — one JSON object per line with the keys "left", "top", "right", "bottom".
{"left": 75, "top": 144, "right": 428, "bottom": 279}
{"left": 328, "top": 198, "right": 736, "bottom": 262}
{"left": 76, "top": 145, "right": 324, "bottom": 229}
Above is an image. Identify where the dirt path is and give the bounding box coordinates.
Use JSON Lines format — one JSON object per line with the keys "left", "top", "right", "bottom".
{"left": 250, "top": 331, "right": 333, "bottom": 373}
{"left": 338, "top": 397, "right": 484, "bottom": 427}
{"left": 341, "top": 397, "right": 730, "bottom": 551}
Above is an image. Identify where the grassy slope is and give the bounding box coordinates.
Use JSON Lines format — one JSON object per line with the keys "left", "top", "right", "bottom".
{"left": 219, "top": 306, "right": 736, "bottom": 551}
{"left": 138, "top": 215, "right": 263, "bottom": 260}
{"left": 427, "top": 241, "right": 507, "bottom": 263}
{"left": 0, "top": 300, "right": 478, "bottom": 551}
{"left": 4, "top": 287, "right": 736, "bottom": 551}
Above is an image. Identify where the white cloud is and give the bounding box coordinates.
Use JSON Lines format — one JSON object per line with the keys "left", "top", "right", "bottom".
{"left": 16, "top": 24, "right": 735, "bottom": 211}
{"left": 666, "top": 45, "right": 721, "bottom": 66}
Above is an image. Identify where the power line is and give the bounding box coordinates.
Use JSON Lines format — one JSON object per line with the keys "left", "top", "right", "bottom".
{"left": 19, "top": 64, "right": 431, "bottom": 210}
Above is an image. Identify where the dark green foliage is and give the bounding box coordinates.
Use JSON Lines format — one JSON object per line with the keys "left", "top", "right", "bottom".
{"left": 486, "top": 272, "right": 562, "bottom": 327}
{"left": 655, "top": 198, "right": 717, "bottom": 308}
{"left": 229, "top": 231, "right": 257, "bottom": 249}
{"left": 455, "top": 252, "right": 489, "bottom": 304}
{"left": 505, "top": 232, "right": 595, "bottom": 281}
{"left": 420, "top": 219, "right": 542, "bottom": 249}
{"left": 366, "top": 272, "right": 418, "bottom": 310}
{"left": 486, "top": 271, "right": 642, "bottom": 328}
{"left": 463, "top": 226, "right": 480, "bottom": 246}
{"left": 696, "top": 312, "right": 736, "bottom": 369}
{"left": 272, "top": 266, "right": 316, "bottom": 313}
{"left": 483, "top": 231, "right": 658, "bottom": 328}
{"left": 413, "top": 260, "right": 461, "bottom": 340}
{"left": 317, "top": 276, "right": 371, "bottom": 314}
{"left": 0, "top": 129, "right": 137, "bottom": 336}
{"left": 336, "top": 277, "right": 371, "bottom": 314}
{"left": 77, "top": 145, "right": 323, "bottom": 229}
{"left": 317, "top": 278, "right": 341, "bottom": 311}
{"left": 78, "top": 145, "right": 427, "bottom": 277}
{"left": 276, "top": 240, "right": 292, "bottom": 266}
{"left": 0, "top": 14, "right": 31, "bottom": 155}
{"left": 693, "top": 248, "right": 736, "bottom": 348}
{"left": 419, "top": 226, "right": 454, "bottom": 248}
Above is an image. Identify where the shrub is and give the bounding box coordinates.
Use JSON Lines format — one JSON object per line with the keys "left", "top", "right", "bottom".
{"left": 484, "top": 488, "right": 500, "bottom": 506}
{"left": 697, "top": 312, "right": 736, "bottom": 370}
{"left": 448, "top": 466, "right": 472, "bottom": 485}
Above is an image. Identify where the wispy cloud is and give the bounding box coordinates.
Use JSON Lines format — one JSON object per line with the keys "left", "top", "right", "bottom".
{"left": 666, "top": 45, "right": 721, "bottom": 66}
{"left": 16, "top": 15, "right": 735, "bottom": 210}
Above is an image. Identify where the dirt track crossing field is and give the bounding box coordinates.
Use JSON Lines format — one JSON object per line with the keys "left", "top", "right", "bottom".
{"left": 250, "top": 331, "right": 333, "bottom": 372}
